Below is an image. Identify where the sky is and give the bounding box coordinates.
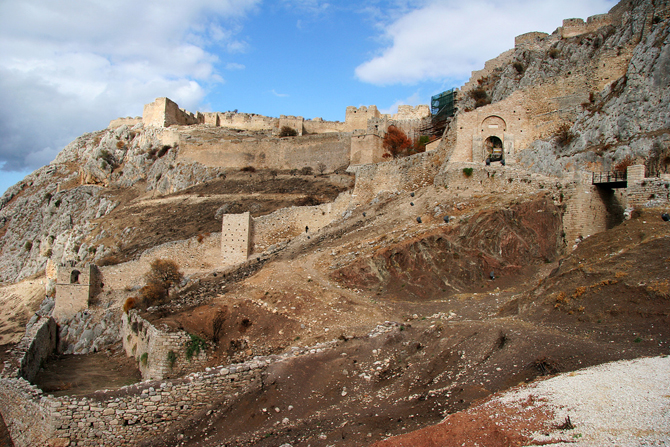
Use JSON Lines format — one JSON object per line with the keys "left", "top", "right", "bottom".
{"left": 0, "top": 0, "right": 617, "bottom": 195}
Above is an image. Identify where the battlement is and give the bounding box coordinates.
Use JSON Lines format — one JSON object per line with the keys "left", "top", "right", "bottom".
{"left": 515, "top": 32, "right": 549, "bottom": 48}
{"left": 560, "top": 13, "right": 613, "bottom": 38}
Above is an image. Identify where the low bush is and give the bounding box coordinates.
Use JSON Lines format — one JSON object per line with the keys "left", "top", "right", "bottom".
{"left": 614, "top": 155, "right": 635, "bottom": 172}
{"left": 555, "top": 123, "right": 576, "bottom": 147}
{"left": 241, "top": 166, "right": 256, "bottom": 172}
{"left": 123, "top": 297, "right": 136, "bottom": 313}
{"left": 279, "top": 126, "right": 298, "bottom": 137}
{"left": 512, "top": 62, "right": 525, "bottom": 74}
{"left": 463, "top": 167, "right": 474, "bottom": 177}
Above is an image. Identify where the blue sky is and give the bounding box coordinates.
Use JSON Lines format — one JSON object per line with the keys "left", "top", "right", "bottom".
{"left": 0, "top": 0, "right": 617, "bottom": 195}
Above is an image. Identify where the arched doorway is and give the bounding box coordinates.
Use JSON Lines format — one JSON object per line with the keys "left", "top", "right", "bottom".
{"left": 70, "top": 270, "right": 80, "bottom": 284}
{"left": 485, "top": 136, "right": 504, "bottom": 162}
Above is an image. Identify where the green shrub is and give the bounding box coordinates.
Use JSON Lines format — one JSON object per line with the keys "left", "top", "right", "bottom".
{"left": 463, "top": 167, "right": 474, "bottom": 177}
{"left": 512, "top": 62, "right": 525, "bottom": 74}
{"left": 24, "top": 241, "right": 33, "bottom": 251}
{"left": 167, "top": 350, "right": 178, "bottom": 368}
{"left": 140, "top": 352, "right": 148, "bottom": 365}
{"left": 186, "top": 334, "right": 207, "bottom": 361}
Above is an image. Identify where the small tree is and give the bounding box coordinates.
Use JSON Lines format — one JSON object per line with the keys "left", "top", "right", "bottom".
{"left": 383, "top": 126, "right": 413, "bottom": 159}
{"left": 301, "top": 166, "right": 313, "bottom": 175}
{"left": 317, "top": 162, "right": 327, "bottom": 175}
{"left": 141, "top": 259, "right": 183, "bottom": 307}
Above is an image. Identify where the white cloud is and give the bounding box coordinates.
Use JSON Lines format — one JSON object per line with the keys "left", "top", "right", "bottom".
{"left": 356, "top": 0, "right": 617, "bottom": 85}
{"left": 271, "top": 89, "right": 290, "bottom": 97}
{"left": 0, "top": 0, "right": 260, "bottom": 171}
{"left": 225, "top": 63, "right": 246, "bottom": 70}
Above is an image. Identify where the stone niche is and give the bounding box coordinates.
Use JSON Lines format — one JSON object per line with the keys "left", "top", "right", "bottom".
{"left": 221, "top": 212, "right": 252, "bottom": 265}
{"left": 53, "top": 263, "right": 102, "bottom": 321}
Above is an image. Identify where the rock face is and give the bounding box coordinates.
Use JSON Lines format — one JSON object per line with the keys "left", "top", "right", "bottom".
{"left": 0, "top": 124, "right": 222, "bottom": 283}
{"left": 507, "top": 0, "right": 670, "bottom": 174}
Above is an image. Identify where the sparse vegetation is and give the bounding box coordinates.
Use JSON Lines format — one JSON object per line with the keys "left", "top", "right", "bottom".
{"left": 23, "top": 241, "right": 33, "bottom": 251}
{"left": 186, "top": 334, "right": 207, "bottom": 360}
{"left": 555, "top": 123, "right": 576, "bottom": 146}
{"left": 548, "top": 47, "right": 560, "bottom": 59}
{"left": 123, "top": 297, "right": 136, "bottom": 313}
{"left": 469, "top": 87, "right": 491, "bottom": 109}
{"left": 167, "top": 350, "right": 178, "bottom": 368}
{"left": 241, "top": 166, "right": 256, "bottom": 172}
{"left": 140, "top": 259, "right": 183, "bottom": 307}
{"left": 140, "top": 352, "right": 148, "bottom": 366}
{"left": 279, "top": 126, "right": 298, "bottom": 137}
{"left": 512, "top": 61, "right": 525, "bottom": 74}
{"left": 463, "top": 167, "right": 474, "bottom": 177}
{"left": 300, "top": 166, "right": 313, "bottom": 175}
{"left": 382, "top": 125, "right": 413, "bottom": 159}
{"left": 614, "top": 155, "right": 635, "bottom": 172}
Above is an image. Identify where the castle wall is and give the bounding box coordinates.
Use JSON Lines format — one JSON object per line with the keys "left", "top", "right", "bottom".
{"left": 252, "top": 192, "right": 354, "bottom": 252}
{"left": 345, "top": 106, "right": 380, "bottom": 132}
{"left": 0, "top": 333, "right": 335, "bottom": 447}
{"left": 108, "top": 117, "right": 142, "bottom": 129}
{"left": 222, "top": 212, "right": 251, "bottom": 265}
{"left": 0, "top": 316, "right": 58, "bottom": 446}
{"left": 177, "top": 133, "right": 352, "bottom": 173}
{"left": 461, "top": 49, "right": 515, "bottom": 92}
{"left": 350, "top": 132, "right": 384, "bottom": 165}
{"left": 143, "top": 98, "right": 200, "bottom": 128}
{"left": 303, "top": 118, "right": 347, "bottom": 134}
{"left": 122, "top": 311, "right": 207, "bottom": 381}
{"left": 349, "top": 150, "right": 445, "bottom": 204}
{"left": 560, "top": 14, "right": 613, "bottom": 39}
{"left": 278, "top": 115, "right": 304, "bottom": 136}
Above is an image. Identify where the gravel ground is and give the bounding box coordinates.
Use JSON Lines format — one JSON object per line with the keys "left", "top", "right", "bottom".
{"left": 499, "top": 356, "right": 670, "bottom": 446}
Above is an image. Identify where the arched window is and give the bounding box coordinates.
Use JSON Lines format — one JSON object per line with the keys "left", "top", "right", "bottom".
{"left": 70, "top": 270, "right": 81, "bottom": 284}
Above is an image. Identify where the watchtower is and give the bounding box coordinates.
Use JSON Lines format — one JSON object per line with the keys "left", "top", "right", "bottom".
{"left": 53, "top": 262, "right": 102, "bottom": 321}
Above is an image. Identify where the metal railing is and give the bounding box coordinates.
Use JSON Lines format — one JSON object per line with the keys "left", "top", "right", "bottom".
{"left": 592, "top": 171, "right": 627, "bottom": 184}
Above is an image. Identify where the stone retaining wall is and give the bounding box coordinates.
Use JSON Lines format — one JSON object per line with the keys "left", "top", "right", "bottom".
{"left": 1, "top": 327, "right": 336, "bottom": 447}
{"left": 122, "top": 311, "right": 208, "bottom": 381}
{"left": 626, "top": 177, "right": 670, "bottom": 207}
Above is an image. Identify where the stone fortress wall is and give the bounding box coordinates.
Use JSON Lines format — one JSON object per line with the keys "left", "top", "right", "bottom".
{"left": 0, "top": 310, "right": 336, "bottom": 447}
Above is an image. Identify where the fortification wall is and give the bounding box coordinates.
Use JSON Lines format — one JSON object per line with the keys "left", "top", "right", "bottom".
{"left": 53, "top": 264, "right": 101, "bottom": 321}
{"left": 303, "top": 118, "right": 347, "bottom": 134}
{"left": 143, "top": 98, "right": 200, "bottom": 128}
{"left": 626, "top": 177, "right": 670, "bottom": 207}
{"left": 252, "top": 192, "right": 354, "bottom": 252}
{"left": 560, "top": 14, "right": 613, "bottom": 38}
{"left": 350, "top": 150, "right": 445, "bottom": 204}
{"left": 108, "top": 117, "right": 142, "bottom": 129}
{"left": 0, "top": 334, "right": 335, "bottom": 447}
{"left": 345, "top": 106, "right": 380, "bottom": 132}
{"left": 515, "top": 32, "right": 550, "bottom": 49}
{"left": 122, "top": 311, "right": 207, "bottom": 381}
{"left": 350, "top": 133, "right": 384, "bottom": 165}
{"left": 278, "top": 115, "right": 304, "bottom": 136}
{"left": 177, "top": 133, "right": 351, "bottom": 173}
{"left": 0, "top": 316, "right": 58, "bottom": 446}
{"left": 461, "top": 49, "right": 515, "bottom": 92}
{"left": 221, "top": 212, "right": 251, "bottom": 265}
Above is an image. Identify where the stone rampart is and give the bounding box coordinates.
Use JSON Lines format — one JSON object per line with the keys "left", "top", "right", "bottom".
{"left": 143, "top": 98, "right": 200, "bottom": 128}
{"left": 349, "top": 150, "right": 445, "bottom": 204}
{"left": 122, "top": 311, "right": 207, "bottom": 381}
{"left": 461, "top": 49, "right": 515, "bottom": 92}
{"left": 1, "top": 337, "right": 336, "bottom": 447}
{"left": 0, "top": 316, "right": 58, "bottom": 446}
{"left": 515, "top": 32, "right": 550, "bottom": 49}
{"left": 560, "top": 13, "right": 613, "bottom": 38}
{"left": 53, "top": 263, "right": 102, "bottom": 322}
{"left": 278, "top": 115, "right": 304, "bottom": 136}
{"left": 252, "top": 192, "right": 354, "bottom": 252}
{"left": 177, "top": 132, "right": 352, "bottom": 173}
{"left": 626, "top": 177, "right": 670, "bottom": 208}
{"left": 108, "top": 117, "right": 142, "bottom": 129}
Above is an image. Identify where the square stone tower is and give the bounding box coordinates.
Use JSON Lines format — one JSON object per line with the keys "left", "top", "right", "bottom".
{"left": 221, "top": 212, "right": 252, "bottom": 265}
{"left": 53, "top": 263, "right": 101, "bottom": 321}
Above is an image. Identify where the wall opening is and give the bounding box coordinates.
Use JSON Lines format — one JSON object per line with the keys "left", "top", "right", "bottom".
{"left": 485, "top": 136, "right": 504, "bottom": 162}
{"left": 70, "top": 270, "right": 80, "bottom": 284}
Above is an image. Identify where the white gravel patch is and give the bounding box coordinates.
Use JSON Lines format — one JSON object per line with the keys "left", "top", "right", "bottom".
{"left": 497, "top": 356, "right": 670, "bottom": 446}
